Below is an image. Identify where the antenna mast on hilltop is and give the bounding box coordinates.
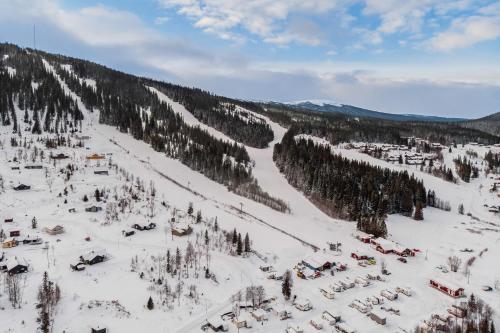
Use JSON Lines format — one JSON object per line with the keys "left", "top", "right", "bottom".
{"left": 33, "top": 24, "right": 36, "bottom": 50}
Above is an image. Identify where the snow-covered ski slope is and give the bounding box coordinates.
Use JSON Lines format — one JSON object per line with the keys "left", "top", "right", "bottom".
{"left": 0, "top": 60, "right": 498, "bottom": 332}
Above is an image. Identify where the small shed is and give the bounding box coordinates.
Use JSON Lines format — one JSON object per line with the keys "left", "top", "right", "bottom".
{"left": 25, "top": 165, "right": 43, "bottom": 169}
{"left": 13, "top": 184, "right": 31, "bottom": 191}
{"left": 310, "top": 316, "right": 324, "bottom": 330}
{"left": 319, "top": 285, "right": 336, "bottom": 299}
{"left": 2, "top": 238, "right": 18, "bottom": 249}
{"left": 86, "top": 154, "right": 105, "bottom": 160}
{"left": 44, "top": 225, "right": 65, "bottom": 235}
{"left": 272, "top": 306, "right": 291, "bottom": 320}
{"left": 351, "top": 252, "right": 369, "bottom": 260}
{"left": 132, "top": 222, "right": 156, "bottom": 231}
{"left": 369, "top": 310, "right": 387, "bottom": 325}
{"left": 91, "top": 327, "right": 107, "bottom": 333}
{"left": 171, "top": 224, "right": 192, "bottom": 237}
{"left": 294, "top": 298, "right": 312, "bottom": 311}
{"left": 9, "top": 230, "right": 20, "bottom": 237}
{"left": 380, "top": 289, "right": 398, "bottom": 300}
{"left": 335, "top": 322, "right": 356, "bottom": 333}
{"left": 353, "top": 231, "right": 373, "bottom": 243}
{"left": 85, "top": 206, "right": 103, "bottom": 213}
{"left": 232, "top": 313, "right": 253, "bottom": 329}
{"left": 22, "top": 236, "right": 42, "bottom": 245}
{"left": 340, "top": 278, "right": 355, "bottom": 289}
{"left": 51, "top": 153, "right": 69, "bottom": 160}
{"left": 371, "top": 238, "right": 395, "bottom": 254}
{"left": 4, "top": 218, "right": 13, "bottom": 223}
{"left": 251, "top": 308, "right": 267, "bottom": 322}
{"left": 203, "top": 317, "right": 228, "bottom": 332}
{"left": 94, "top": 170, "right": 109, "bottom": 175}
{"left": 447, "top": 305, "right": 467, "bottom": 318}
{"left": 393, "top": 246, "right": 416, "bottom": 257}
{"left": 322, "top": 310, "right": 341, "bottom": 325}
{"left": 285, "top": 325, "right": 304, "bottom": 333}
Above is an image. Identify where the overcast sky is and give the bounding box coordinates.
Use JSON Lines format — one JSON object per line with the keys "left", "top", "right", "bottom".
{"left": 1, "top": 0, "right": 500, "bottom": 118}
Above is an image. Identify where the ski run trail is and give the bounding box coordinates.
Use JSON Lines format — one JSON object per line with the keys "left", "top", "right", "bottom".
{"left": 0, "top": 60, "right": 498, "bottom": 333}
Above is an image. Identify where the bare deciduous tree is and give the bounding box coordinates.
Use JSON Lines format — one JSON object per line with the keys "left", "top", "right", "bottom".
{"left": 5, "top": 273, "right": 26, "bottom": 308}
{"left": 448, "top": 255, "right": 462, "bottom": 273}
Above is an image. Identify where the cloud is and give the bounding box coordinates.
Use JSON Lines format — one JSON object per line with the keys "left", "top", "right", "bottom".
{"left": 154, "top": 16, "right": 170, "bottom": 25}
{"left": 0, "top": 0, "right": 499, "bottom": 118}
{"left": 0, "top": 0, "right": 217, "bottom": 71}
{"left": 158, "top": 0, "right": 337, "bottom": 45}
{"left": 427, "top": 4, "right": 500, "bottom": 51}
{"left": 362, "top": 0, "right": 431, "bottom": 35}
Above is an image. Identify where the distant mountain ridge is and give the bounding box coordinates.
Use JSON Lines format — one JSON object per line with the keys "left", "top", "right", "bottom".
{"left": 282, "top": 100, "right": 467, "bottom": 122}
{"left": 460, "top": 112, "right": 500, "bottom": 137}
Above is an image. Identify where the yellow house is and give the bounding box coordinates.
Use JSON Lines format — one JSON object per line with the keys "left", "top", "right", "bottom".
{"left": 2, "top": 238, "right": 18, "bottom": 248}
{"left": 86, "top": 154, "right": 105, "bottom": 160}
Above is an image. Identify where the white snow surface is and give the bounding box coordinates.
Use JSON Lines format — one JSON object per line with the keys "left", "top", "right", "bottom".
{"left": 0, "top": 64, "right": 498, "bottom": 333}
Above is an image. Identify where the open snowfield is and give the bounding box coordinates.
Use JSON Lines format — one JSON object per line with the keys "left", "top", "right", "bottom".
{"left": 0, "top": 62, "right": 498, "bottom": 333}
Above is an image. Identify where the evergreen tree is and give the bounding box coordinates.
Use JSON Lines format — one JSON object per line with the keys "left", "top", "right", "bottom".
{"left": 187, "top": 202, "right": 193, "bottom": 216}
{"left": 414, "top": 201, "right": 424, "bottom": 221}
{"left": 204, "top": 230, "right": 209, "bottom": 246}
{"left": 282, "top": 270, "right": 292, "bottom": 300}
{"left": 244, "top": 233, "right": 250, "bottom": 253}
{"left": 175, "top": 247, "right": 181, "bottom": 272}
{"left": 232, "top": 228, "right": 238, "bottom": 244}
{"left": 166, "top": 250, "right": 171, "bottom": 274}
{"left": 147, "top": 296, "right": 154, "bottom": 310}
{"left": 236, "top": 233, "right": 242, "bottom": 255}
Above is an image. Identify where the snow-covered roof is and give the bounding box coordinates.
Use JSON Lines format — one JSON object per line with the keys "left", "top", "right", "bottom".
{"left": 336, "top": 322, "right": 355, "bottom": 333}
{"left": 431, "top": 278, "right": 464, "bottom": 291}
{"left": 81, "top": 249, "right": 107, "bottom": 261}
{"left": 352, "top": 230, "right": 373, "bottom": 238}
{"left": 252, "top": 308, "right": 267, "bottom": 317}
{"left": 273, "top": 305, "right": 290, "bottom": 313}
{"left": 323, "top": 309, "right": 340, "bottom": 318}
{"left": 304, "top": 252, "right": 334, "bottom": 266}
{"left": 374, "top": 238, "right": 396, "bottom": 250}
{"left": 295, "top": 298, "right": 311, "bottom": 306}
{"left": 6, "top": 258, "right": 25, "bottom": 270}
{"left": 206, "top": 316, "right": 225, "bottom": 327}
{"left": 234, "top": 312, "right": 253, "bottom": 322}
{"left": 370, "top": 309, "right": 386, "bottom": 319}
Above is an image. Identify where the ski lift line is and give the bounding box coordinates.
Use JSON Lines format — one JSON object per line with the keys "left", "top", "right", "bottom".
{"left": 99, "top": 129, "right": 320, "bottom": 251}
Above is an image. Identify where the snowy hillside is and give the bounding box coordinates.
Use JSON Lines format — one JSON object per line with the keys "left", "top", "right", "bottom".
{"left": 0, "top": 45, "right": 498, "bottom": 333}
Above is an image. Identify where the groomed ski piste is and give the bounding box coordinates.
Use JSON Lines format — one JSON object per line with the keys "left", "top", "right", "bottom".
{"left": 0, "top": 60, "right": 498, "bottom": 333}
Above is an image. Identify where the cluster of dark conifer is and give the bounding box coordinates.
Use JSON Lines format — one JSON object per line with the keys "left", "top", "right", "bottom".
{"left": 259, "top": 104, "right": 500, "bottom": 146}
{"left": 0, "top": 44, "right": 83, "bottom": 134}
{"left": 274, "top": 130, "right": 428, "bottom": 237}
{"left": 0, "top": 44, "right": 285, "bottom": 211}
{"left": 485, "top": 151, "right": 500, "bottom": 172}
{"left": 454, "top": 155, "right": 479, "bottom": 182}
{"left": 148, "top": 84, "right": 274, "bottom": 148}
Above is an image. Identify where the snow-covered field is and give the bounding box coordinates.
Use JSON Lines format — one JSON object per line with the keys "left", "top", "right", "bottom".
{"left": 0, "top": 62, "right": 499, "bottom": 333}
